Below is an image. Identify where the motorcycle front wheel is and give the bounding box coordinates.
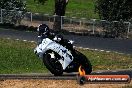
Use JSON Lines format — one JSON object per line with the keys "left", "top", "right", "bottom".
{"left": 43, "top": 50, "right": 63, "bottom": 76}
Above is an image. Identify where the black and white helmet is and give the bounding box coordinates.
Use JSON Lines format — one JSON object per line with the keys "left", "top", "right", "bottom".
{"left": 37, "top": 24, "right": 50, "bottom": 36}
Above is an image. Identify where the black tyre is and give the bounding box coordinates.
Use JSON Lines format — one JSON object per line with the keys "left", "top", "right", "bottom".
{"left": 43, "top": 50, "right": 63, "bottom": 76}
{"left": 77, "top": 76, "right": 86, "bottom": 85}
{"left": 75, "top": 50, "right": 92, "bottom": 74}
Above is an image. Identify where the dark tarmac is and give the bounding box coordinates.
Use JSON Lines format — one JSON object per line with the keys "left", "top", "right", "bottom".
{"left": 0, "top": 28, "right": 132, "bottom": 54}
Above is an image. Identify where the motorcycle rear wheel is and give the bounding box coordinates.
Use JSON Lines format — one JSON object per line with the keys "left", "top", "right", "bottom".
{"left": 43, "top": 50, "right": 63, "bottom": 76}
{"left": 64, "top": 50, "right": 92, "bottom": 74}
{"left": 75, "top": 50, "right": 92, "bottom": 74}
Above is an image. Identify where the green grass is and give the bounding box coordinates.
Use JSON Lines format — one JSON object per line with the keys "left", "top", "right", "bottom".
{"left": 0, "top": 38, "right": 132, "bottom": 74}
{"left": 0, "top": 38, "right": 48, "bottom": 74}
{"left": 78, "top": 49, "right": 132, "bottom": 71}
{"left": 26, "top": 0, "right": 99, "bottom": 19}
{"left": 26, "top": 0, "right": 54, "bottom": 15}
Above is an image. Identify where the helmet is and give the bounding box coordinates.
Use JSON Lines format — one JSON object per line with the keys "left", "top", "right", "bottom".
{"left": 37, "top": 24, "right": 50, "bottom": 36}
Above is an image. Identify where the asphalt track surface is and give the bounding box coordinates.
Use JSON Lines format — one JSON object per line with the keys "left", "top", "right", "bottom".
{"left": 0, "top": 28, "right": 132, "bottom": 54}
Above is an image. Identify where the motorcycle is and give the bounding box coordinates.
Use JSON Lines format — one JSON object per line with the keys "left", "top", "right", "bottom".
{"left": 34, "top": 35, "right": 92, "bottom": 76}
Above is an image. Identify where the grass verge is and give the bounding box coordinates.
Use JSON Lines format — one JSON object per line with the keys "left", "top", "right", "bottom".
{"left": 0, "top": 38, "right": 48, "bottom": 74}
{"left": 0, "top": 38, "right": 132, "bottom": 74}
{"left": 26, "top": 0, "right": 98, "bottom": 19}
{"left": 78, "top": 49, "right": 132, "bottom": 71}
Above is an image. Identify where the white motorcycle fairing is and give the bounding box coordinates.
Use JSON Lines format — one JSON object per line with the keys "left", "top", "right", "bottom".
{"left": 34, "top": 38, "right": 73, "bottom": 70}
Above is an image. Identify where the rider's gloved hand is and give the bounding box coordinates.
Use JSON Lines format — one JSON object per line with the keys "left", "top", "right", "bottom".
{"left": 53, "top": 36, "right": 62, "bottom": 42}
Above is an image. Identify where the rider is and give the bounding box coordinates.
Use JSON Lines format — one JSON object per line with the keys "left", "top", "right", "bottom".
{"left": 37, "top": 24, "right": 55, "bottom": 44}
{"left": 37, "top": 24, "right": 73, "bottom": 51}
{"left": 37, "top": 24, "right": 53, "bottom": 38}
